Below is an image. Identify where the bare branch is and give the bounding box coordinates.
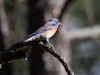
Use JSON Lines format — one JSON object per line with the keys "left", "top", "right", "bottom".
{"left": 39, "top": 42, "right": 74, "bottom": 75}
{"left": 0, "top": 0, "right": 11, "bottom": 48}
{"left": 0, "top": 40, "right": 44, "bottom": 64}
{"left": 65, "top": 25, "right": 100, "bottom": 40}
{"left": 0, "top": 40, "right": 74, "bottom": 75}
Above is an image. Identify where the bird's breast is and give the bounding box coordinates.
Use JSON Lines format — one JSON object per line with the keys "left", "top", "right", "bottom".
{"left": 43, "top": 27, "right": 58, "bottom": 39}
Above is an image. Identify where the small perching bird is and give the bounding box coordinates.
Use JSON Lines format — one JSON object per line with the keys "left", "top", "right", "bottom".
{"left": 24, "top": 18, "right": 61, "bottom": 44}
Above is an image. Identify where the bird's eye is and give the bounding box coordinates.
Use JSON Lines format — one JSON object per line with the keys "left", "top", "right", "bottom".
{"left": 49, "top": 19, "right": 52, "bottom": 21}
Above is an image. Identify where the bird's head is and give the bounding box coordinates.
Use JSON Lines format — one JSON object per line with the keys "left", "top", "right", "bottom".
{"left": 49, "top": 18, "right": 62, "bottom": 26}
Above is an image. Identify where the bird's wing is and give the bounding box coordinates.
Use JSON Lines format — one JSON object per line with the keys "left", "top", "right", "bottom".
{"left": 28, "top": 22, "right": 57, "bottom": 38}
{"left": 37, "top": 22, "right": 57, "bottom": 32}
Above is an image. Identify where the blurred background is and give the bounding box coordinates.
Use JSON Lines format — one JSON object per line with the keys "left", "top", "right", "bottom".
{"left": 0, "top": 0, "right": 100, "bottom": 75}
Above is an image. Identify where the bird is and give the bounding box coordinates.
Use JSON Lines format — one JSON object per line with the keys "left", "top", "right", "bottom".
{"left": 24, "top": 18, "right": 61, "bottom": 44}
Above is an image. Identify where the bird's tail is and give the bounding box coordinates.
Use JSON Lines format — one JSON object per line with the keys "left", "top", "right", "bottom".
{"left": 23, "top": 33, "right": 41, "bottom": 42}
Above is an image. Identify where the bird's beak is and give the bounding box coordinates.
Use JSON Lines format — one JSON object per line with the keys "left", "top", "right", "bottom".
{"left": 59, "top": 23, "right": 63, "bottom": 26}
{"left": 60, "top": 23, "right": 63, "bottom": 25}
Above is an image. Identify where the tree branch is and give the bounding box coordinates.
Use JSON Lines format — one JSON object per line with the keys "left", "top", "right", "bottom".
{"left": 0, "top": 40, "right": 74, "bottom": 75}
{"left": 0, "top": 0, "right": 11, "bottom": 48}
{"left": 0, "top": 40, "right": 45, "bottom": 64}
{"left": 67, "top": 25, "right": 100, "bottom": 40}
{"left": 0, "top": 41, "right": 31, "bottom": 64}
{"left": 39, "top": 42, "right": 74, "bottom": 75}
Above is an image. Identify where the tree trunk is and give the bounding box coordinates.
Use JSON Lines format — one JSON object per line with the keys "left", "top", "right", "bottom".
{"left": 28, "top": 0, "right": 46, "bottom": 75}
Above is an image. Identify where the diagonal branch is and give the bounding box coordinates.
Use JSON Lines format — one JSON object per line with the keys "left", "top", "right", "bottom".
{"left": 39, "top": 42, "right": 74, "bottom": 75}
{"left": 0, "top": 40, "right": 43, "bottom": 64}
{"left": 0, "top": 40, "right": 74, "bottom": 75}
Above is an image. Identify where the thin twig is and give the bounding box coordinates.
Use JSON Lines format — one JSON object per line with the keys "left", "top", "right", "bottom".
{"left": 39, "top": 42, "right": 74, "bottom": 75}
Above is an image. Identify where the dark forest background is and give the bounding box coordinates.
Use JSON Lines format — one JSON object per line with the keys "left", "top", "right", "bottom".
{"left": 0, "top": 0, "right": 100, "bottom": 75}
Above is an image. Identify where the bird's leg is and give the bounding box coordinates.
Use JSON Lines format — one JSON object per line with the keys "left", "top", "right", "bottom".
{"left": 46, "top": 39, "right": 56, "bottom": 52}
{"left": 46, "top": 39, "right": 51, "bottom": 47}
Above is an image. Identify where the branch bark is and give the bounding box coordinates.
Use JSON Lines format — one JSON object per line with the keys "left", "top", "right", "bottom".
{"left": 0, "top": 40, "right": 74, "bottom": 75}
{"left": 39, "top": 42, "right": 74, "bottom": 75}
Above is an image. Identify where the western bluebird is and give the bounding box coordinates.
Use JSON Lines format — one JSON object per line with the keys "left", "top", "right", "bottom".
{"left": 24, "top": 18, "right": 61, "bottom": 43}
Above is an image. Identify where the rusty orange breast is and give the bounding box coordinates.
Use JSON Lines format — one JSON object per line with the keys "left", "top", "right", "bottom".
{"left": 43, "top": 26, "right": 58, "bottom": 38}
